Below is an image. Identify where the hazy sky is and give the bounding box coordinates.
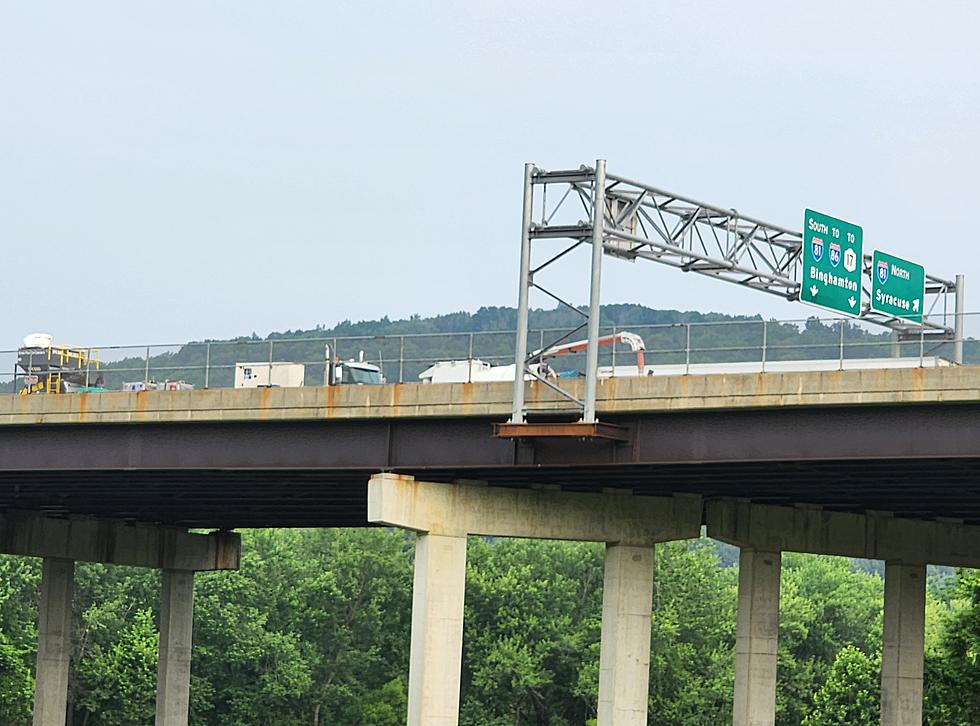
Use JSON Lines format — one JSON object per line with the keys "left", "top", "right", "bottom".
{"left": 3, "top": 1, "right": 979, "bottom": 347}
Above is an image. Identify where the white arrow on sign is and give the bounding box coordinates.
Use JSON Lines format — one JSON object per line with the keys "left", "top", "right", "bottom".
{"left": 810, "top": 285, "right": 819, "bottom": 297}
{"left": 848, "top": 296, "right": 856, "bottom": 308}
{"left": 912, "top": 299, "right": 920, "bottom": 312}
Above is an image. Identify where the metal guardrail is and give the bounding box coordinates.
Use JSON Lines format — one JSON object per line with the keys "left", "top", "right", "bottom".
{"left": 0, "top": 313, "right": 973, "bottom": 394}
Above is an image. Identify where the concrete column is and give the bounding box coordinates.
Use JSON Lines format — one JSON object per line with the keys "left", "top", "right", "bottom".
{"left": 32, "top": 557, "right": 74, "bottom": 726}
{"left": 598, "top": 543, "right": 654, "bottom": 726}
{"left": 408, "top": 533, "right": 467, "bottom": 726}
{"left": 733, "top": 548, "right": 780, "bottom": 726}
{"left": 156, "top": 569, "right": 195, "bottom": 726}
{"left": 880, "top": 562, "right": 926, "bottom": 726}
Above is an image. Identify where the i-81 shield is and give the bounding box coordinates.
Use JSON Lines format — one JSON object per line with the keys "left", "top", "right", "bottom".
{"left": 812, "top": 238, "right": 824, "bottom": 261}
{"left": 877, "top": 259, "right": 889, "bottom": 285}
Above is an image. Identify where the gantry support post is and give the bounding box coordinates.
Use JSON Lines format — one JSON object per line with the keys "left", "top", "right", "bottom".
{"left": 880, "top": 562, "right": 926, "bottom": 726}
{"left": 32, "top": 557, "right": 74, "bottom": 726}
{"left": 407, "top": 533, "right": 468, "bottom": 726}
{"left": 954, "top": 274, "right": 965, "bottom": 365}
{"left": 156, "top": 570, "right": 196, "bottom": 726}
{"left": 598, "top": 543, "right": 655, "bottom": 726}
{"left": 733, "top": 548, "right": 781, "bottom": 726}
{"left": 583, "top": 158, "right": 606, "bottom": 423}
{"left": 510, "top": 162, "right": 536, "bottom": 424}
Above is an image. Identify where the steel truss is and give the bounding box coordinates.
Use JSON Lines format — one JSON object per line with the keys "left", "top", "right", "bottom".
{"left": 510, "top": 160, "right": 965, "bottom": 424}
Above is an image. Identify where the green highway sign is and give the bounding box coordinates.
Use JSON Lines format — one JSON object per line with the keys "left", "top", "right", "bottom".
{"left": 800, "top": 209, "right": 863, "bottom": 316}
{"left": 871, "top": 250, "right": 925, "bottom": 323}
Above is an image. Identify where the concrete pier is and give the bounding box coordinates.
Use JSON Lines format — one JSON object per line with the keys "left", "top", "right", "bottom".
{"left": 156, "top": 570, "right": 196, "bottom": 726}
{"left": 732, "top": 548, "right": 780, "bottom": 726}
{"left": 368, "top": 473, "right": 702, "bottom": 726}
{"left": 880, "top": 562, "right": 926, "bottom": 726}
{"left": 32, "top": 557, "right": 74, "bottom": 726}
{"left": 598, "top": 544, "right": 655, "bottom": 726}
{"left": 706, "top": 500, "right": 980, "bottom": 725}
{"left": 12, "top": 514, "right": 241, "bottom": 725}
{"left": 407, "top": 533, "right": 467, "bottom": 726}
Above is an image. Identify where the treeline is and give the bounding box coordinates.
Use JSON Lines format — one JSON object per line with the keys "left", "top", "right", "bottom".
{"left": 4, "top": 304, "right": 972, "bottom": 393}
{"left": 89, "top": 304, "right": 974, "bottom": 389}
{"left": 1, "top": 530, "right": 979, "bottom": 724}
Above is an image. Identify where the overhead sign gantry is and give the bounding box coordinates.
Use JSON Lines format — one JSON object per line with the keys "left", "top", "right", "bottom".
{"left": 507, "top": 160, "right": 964, "bottom": 427}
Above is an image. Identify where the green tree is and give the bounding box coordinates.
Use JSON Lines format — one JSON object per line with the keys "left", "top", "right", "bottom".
{"left": 647, "top": 540, "right": 737, "bottom": 725}
{"left": 0, "top": 555, "right": 39, "bottom": 725}
{"left": 923, "top": 569, "right": 980, "bottom": 724}
{"left": 802, "top": 645, "right": 879, "bottom": 726}
{"left": 75, "top": 608, "right": 158, "bottom": 724}
{"left": 190, "top": 543, "right": 314, "bottom": 725}
{"left": 461, "top": 537, "right": 603, "bottom": 726}
{"left": 777, "top": 555, "right": 883, "bottom": 725}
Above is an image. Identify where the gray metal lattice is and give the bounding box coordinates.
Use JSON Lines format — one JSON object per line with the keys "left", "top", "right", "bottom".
{"left": 510, "top": 160, "right": 964, "bottom": 424}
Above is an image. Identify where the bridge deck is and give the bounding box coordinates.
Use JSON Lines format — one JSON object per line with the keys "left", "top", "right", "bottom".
{"left": 1, "top": 367, "right": 978, "bottom": 529}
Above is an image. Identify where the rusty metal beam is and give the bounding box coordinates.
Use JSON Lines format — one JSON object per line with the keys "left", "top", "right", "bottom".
{"left": 492, "top": 421, "right": 630, "bottom": 442}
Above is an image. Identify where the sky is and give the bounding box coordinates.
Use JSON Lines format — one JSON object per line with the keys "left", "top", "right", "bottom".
{"left": 2, "top": 1, "right": 979, "bottom": 348}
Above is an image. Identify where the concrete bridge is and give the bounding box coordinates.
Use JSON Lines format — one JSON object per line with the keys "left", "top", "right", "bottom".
{"left": 4, "top": 365, "right": 980, "bottom": 725}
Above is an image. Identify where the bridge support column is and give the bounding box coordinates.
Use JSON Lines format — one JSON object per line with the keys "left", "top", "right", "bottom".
{"left": 733, "top": 548, "right": 780, "bottom": 726}
{"left": 368, "top": 473, "right": 702, "bottom": 726}
{"left": 880, "top": 562, "right": 926, "bottom": 726}
{"left": 598, "top": 543, "right": 654, "bottom": 726}
{"left": 408, "top": 533, "right": 467, "bottom": 726}
{"left": 32, "top": 557, "right": 74, "bottom": 726}
{"left": 156, "top": 569, "right": 195, "bottom": 726}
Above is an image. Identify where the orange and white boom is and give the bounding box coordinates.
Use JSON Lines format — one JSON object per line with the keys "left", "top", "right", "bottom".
{"left": 533, "top": 331, "right": 646, "bottom": 374}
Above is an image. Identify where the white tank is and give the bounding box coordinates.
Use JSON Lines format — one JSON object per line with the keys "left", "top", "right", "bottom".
{"left": 22, "top": 333, "right": 54, "bottom": 349}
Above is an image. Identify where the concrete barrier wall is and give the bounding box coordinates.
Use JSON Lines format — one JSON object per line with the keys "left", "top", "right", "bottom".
{"left": 0, "top": 365, "right": 979, "bottom": 426}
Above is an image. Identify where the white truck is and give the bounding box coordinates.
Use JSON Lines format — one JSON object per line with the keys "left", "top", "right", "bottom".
{"left": 418, "top": 332, "right": 646, "bottom": 384}
{"left": 235, "top": 346, "right": 385, "bottom": 388}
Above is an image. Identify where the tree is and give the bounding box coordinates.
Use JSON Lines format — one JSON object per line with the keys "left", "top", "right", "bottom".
{"left": 777, "top": 555, "right": 883, "bottom": 725}
{"left": 923, "top": 569, "right": 980, "bottom": 724}
{"left": 0, "top": 555, "right": 39, "bottom": 725}
{"left": 74, "top": 608, "right": 158, "bottom": 725}
{"left": 461, "top": 537, "right": 604, "bottom": 725}
{"left": 802, "top": 646, "right": 879, "bottom": 726}
{"left": 647, "top": 540, "right": 736, "bottom": 725}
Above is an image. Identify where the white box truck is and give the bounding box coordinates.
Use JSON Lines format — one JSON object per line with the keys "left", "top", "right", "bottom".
{"left": 235, "top": 362, "right": 306, "bottom": 388}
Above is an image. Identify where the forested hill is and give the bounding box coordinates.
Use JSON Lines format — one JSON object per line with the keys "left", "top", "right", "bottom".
{"left": 3, "top": 304, "right": 971, "bottom": 392}
{"left": 89, "top": 303, "right": 971, "bottom": 389}
{"left": 268, "top": 304, "right": 759, "bottom": 339}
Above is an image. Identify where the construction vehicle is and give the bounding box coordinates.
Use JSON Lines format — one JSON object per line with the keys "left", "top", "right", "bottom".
{"left": 16, "top": 333, "right": 105, "bottom": 394}
{"left": 418, "top": 331, "right": 646, "bottom": 384}
{"left": 17, "top": 333, "right": 198, "bottom": 394}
